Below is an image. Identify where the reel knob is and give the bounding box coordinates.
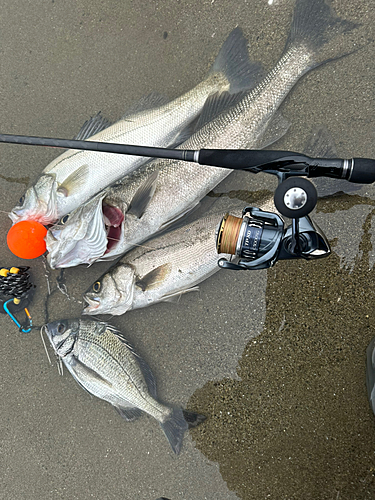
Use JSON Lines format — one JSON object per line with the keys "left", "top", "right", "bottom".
{"left": 274, "top": 177, "right": 317, "bottom": 218}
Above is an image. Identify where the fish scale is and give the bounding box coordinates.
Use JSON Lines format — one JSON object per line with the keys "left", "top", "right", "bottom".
{"left": 83, "top": 124, "right": 342, "bottom": 316}
{"left": 73, "top": 331, "right": 166, "bottom": 419}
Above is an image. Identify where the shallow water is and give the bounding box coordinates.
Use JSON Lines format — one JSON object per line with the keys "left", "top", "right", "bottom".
{"left": 0, "top": 1, "right": 374, "bottom": 499}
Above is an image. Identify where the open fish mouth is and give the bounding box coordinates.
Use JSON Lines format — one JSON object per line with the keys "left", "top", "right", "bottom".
{"left": 46, "top": 197, "right": 125, "bottom": 268}
{"left": 103, "top": 203, "right": 124, "bottom": 256}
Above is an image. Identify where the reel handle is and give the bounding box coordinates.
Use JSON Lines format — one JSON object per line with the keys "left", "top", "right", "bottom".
{"left": 274, "top": 177, "right": 318, "bottom": 219}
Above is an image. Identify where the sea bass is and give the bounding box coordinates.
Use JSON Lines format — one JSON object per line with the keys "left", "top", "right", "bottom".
{"left": 82, "top": 126, "right": 341, "bottom": 315}
{"left": 44, "top": 318, "right": 205, "bottom": 454}
{"left": 46, "top": 0, "right": 357, "bottom": 269}
{"left": 10, "top": 28, "right": 254, "bottom": 225}
{"left": 82, "top": 196, "right": 275, "bottom": 315}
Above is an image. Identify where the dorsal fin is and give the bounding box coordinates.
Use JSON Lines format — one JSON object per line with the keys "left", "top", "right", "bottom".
{"left": 210, "top": 26, "right": 264, "bottom": 93}
{"left": 195, "top": 90, "right": 247, "bottom": 131}
{"left": 74, "top": 112, "right": 113, "bottom": 140}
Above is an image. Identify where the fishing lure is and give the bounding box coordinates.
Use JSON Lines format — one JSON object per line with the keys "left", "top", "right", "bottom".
{"left": 0, "top": 266, "right": 34, "bottom": 332}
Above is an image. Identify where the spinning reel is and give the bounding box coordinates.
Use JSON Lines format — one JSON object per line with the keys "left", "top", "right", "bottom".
{"left": 216, "top": 175, "right": 330, "bottom": 270}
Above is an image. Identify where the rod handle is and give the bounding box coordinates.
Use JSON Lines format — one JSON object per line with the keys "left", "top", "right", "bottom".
{"left": 198, "top": 149, "right": 306, "bottom": 170}
{"left": 348, "top": 158, "right": 375, "bottom": 184}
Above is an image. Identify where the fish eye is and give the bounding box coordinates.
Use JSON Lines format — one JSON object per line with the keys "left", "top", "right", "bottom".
{"left": 60, "top": 214, "right": 70, "bottom": 225}
{"left": 18, "top": 194, "right": 25, "bottom": 206}
{"left": 93, "top": 281, "right": 101, "bottom": 293}
{"left": 57, "top": 323, "right": 66, "bottom": 334}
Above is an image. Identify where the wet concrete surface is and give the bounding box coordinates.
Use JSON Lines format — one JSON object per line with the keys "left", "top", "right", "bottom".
{"left": 0, "top": 0, "right": 374, "bottom": 499}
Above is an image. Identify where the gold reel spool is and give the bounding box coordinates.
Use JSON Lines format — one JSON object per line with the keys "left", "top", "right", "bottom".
{"left": 216, "top": 213, "right": 243, "bottom": 255}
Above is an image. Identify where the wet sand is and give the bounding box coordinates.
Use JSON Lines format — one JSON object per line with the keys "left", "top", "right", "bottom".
{"left": 0, "top": 0, "right": 374, "bottom": 499}
{"left": 189, "top": 221, "right": 375, "bottom": 499}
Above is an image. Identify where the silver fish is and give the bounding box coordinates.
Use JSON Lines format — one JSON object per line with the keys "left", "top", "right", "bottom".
{"left": 82, "top": 196, "right": 275, "bottom": 315}
{"left": 10, "top": 27, "right": 253, "bottom": 225}
{"left": 84, "top": 124, "right": 340, "bottom": 316}
{"left": 46, "top": 0, "right": 357, "bottom": 269}
{"left": 44, "top": 318, "right": 205, "bottom": 454}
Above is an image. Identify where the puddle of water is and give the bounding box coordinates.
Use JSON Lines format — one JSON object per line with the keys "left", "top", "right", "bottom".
{"left": 189, "top": 201, "right": 375, "bottom": 499}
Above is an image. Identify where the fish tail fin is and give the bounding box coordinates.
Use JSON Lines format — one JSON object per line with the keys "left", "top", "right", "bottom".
{"left": 285, "top": 0, "right": 359, "bottom": 69}
{"left": 160, "top": 407, "right": 206, "bottom": 455}
{"left": 210, "top": 27, "right": 263, "bottom": 94}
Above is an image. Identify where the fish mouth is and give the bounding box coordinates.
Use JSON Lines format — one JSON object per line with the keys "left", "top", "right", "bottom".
{"left": 47, "top": 199, "right": 124, "bottom": 268}
{"left": 10, "top": 200, "right": 55, "bottom": 225}
{"left": 103, "top": 203, "right": 124, "bottom": 256}
{"left": 10, "top": 176, "right": 59, "bottom": 225}
{"left": 82, "top": 295, "right": 101, "bottom": 314}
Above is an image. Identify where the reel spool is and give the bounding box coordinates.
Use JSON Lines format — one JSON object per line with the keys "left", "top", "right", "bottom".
{"left": 216, "top": 207, "right": 284, "bottom": 270}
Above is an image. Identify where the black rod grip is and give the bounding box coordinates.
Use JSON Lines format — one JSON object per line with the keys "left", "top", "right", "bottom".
{"left": 348, "top": 158, "right": 375, "bottom": 184}
{"left": 198, "top": 149, "right": 308, "bottom": 169}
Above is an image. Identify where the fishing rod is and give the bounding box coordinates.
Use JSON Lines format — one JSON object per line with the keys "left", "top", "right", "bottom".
{"left": 1, "top": 132, "right": 375, "bottom": 271}
{"left": 1, "top": 132, "right": 375, "bottom": 184}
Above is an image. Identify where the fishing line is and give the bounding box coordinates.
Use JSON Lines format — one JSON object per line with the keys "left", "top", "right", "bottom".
{"left": 40, "top": 325, "right": 52, "bottom": 366}
{"left": 40, "top": 324, "right": 64, "bottom": 376}
{"left": 57, "top": 356, "right": 64, "bottom": 377}
{"left": 106, "top": 235, "right": 156, "bottom": 250}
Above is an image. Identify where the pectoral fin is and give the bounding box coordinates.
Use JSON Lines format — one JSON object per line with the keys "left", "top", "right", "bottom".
{"left": 169, "top": 116, "right": 200, "bottom": 147}
{"left": 108, "top": 325, "right": 158, "bottom": 398}
{"left": 135, "top": 263, "right": 172, "bottom": 291}
{"left": 127, "top": 170, "right": 159, "bottom": 218}
{"left": 57, "top": 165, "right": 90, "bottom": 197}
{"left": 68, "top": 355, "right": 113, "bottom": 391}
